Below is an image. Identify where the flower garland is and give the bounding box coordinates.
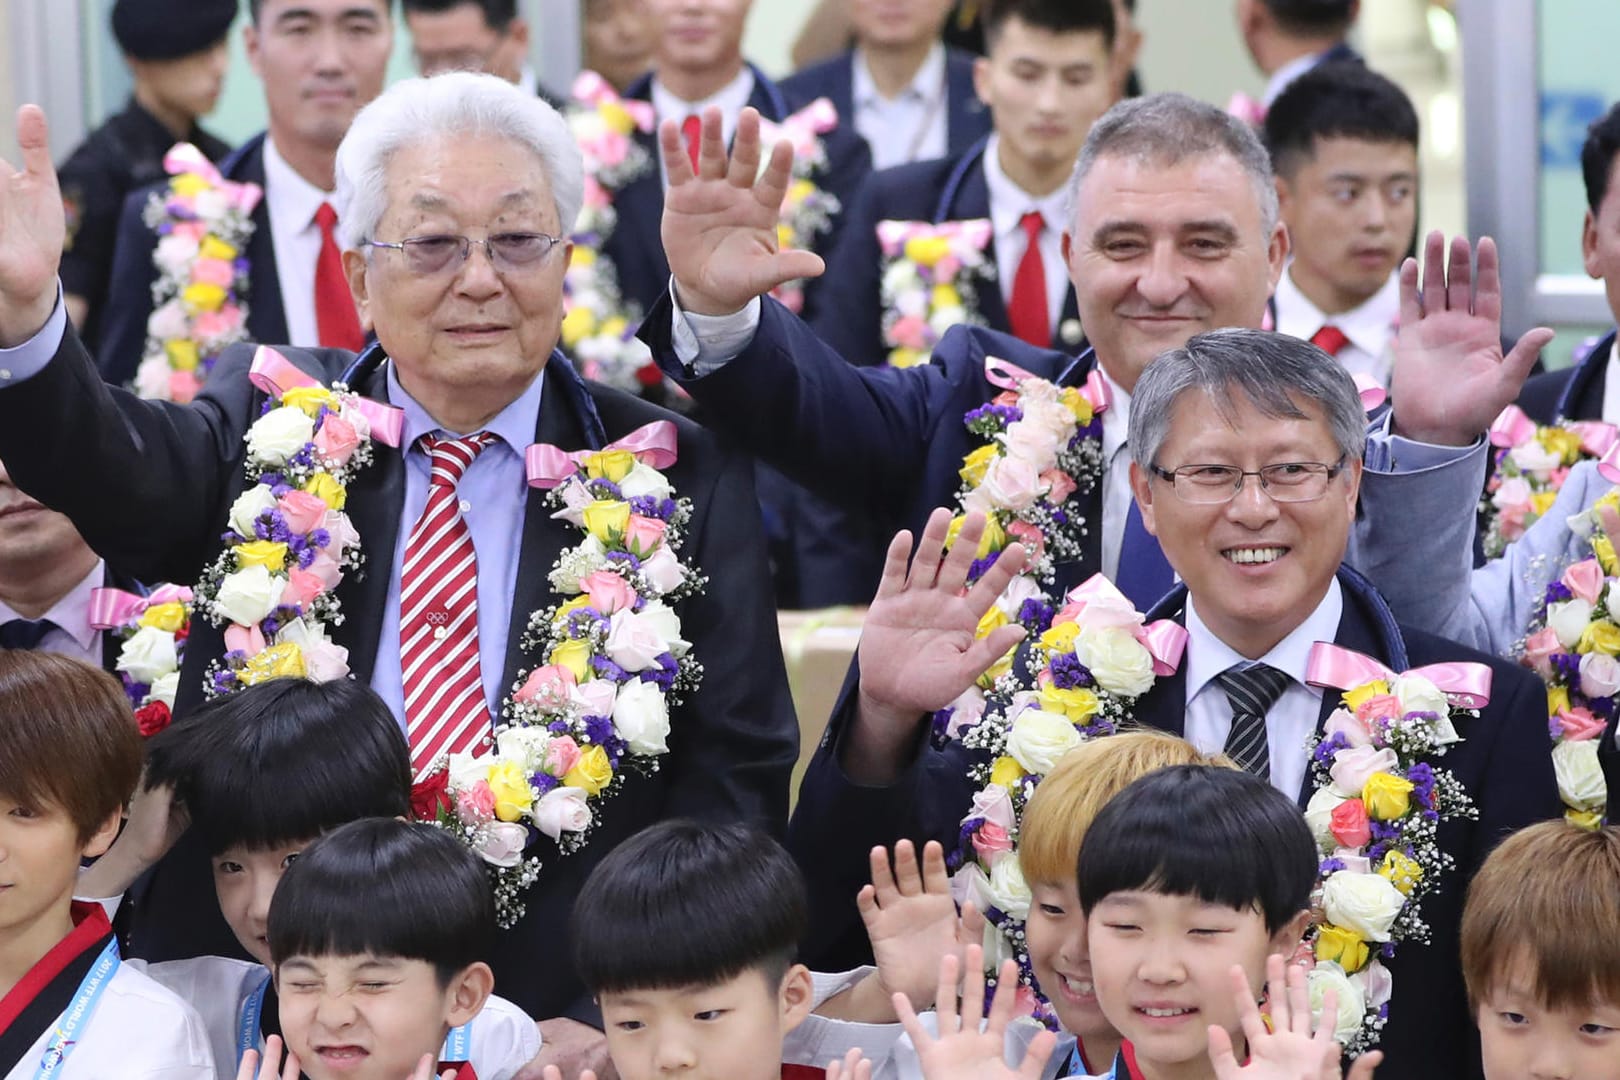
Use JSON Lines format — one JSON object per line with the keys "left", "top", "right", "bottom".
{"left": 192, "top": 347, "right": 400, "bottom": 695}
{"left": 948, "top": 576, "right": 1186, "bottom": 1024}
{"left": 1300, "top": 647, "right": 1484, "bottom": 1054}
{"left": 411, "top": 424, "right": 706, "bottom": 927}
{"left": 1478, "top": 405, "right": 1612, "bottom": 559}
{"left": 877, "top": 218, "right": 994, "bottom": 369}
{"left": 135, "top": 143, "right": 261, "bottom": 404}
{"left": 91, "top": 585, "right": 194, "bottom": 737}
{"left": 755, "top": 98, "right": 844, "bottom": 316}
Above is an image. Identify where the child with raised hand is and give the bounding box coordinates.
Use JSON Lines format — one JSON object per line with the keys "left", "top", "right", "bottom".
{"left": 74, "top": 677, "right": 539, "bottom": 1077}
{"left": 1461, "top": 820, "right": 1620, "bottom": 1080}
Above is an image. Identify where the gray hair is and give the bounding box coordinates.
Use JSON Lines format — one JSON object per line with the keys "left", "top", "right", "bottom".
{"left": 334, "top": 72, "right": 585, "bottom": 249}
{"left": 1127, "top": 328, "right": 1367, "bottom": 470}
{"left": 1067, "top": 92, "right": 1280, "bottom": 238}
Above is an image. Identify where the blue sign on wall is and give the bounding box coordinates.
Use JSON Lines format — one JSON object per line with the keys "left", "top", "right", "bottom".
{"left": 1542, "top": 91, "right": 1608, "bottom": 167}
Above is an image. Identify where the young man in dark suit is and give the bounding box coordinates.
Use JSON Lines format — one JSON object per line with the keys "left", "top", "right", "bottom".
{"left": 780, "top": 0, "right": 989, "bottom": 173}
{"left": 0, "top": 74, "right": 797, "bottom": 1079}
{"left": 1237, "top": 0, "right": 1362, "bottom": 110}
{"left": 96, "top": 0, "right": 394, "bottom": 387}
{"left": 402, "top": 0, "right": 566, "bottom": 107}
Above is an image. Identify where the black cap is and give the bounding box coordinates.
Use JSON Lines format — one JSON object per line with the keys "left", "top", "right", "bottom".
{"left": 111, "top": 0, "right": 237, "bottom": 62}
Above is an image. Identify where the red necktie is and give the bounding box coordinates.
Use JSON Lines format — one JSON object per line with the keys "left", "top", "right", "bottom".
{"left": 401, "top": 433, "right": 497, "bottom": 777}
{"left": 681, "top": 114, "right": 702, "bottom": 172}
{"left": 1008, "top": 211, "right": 1049, "bottom": 347}
{"left": 1310, "top": 324, "right": 1350, "bottom": 357}
{"left": 313, "top": 202, "right": 364, "bottom": 352}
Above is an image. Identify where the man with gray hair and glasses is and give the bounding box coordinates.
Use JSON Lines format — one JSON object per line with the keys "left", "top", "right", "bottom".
{"left": 0, "top": 72, "right": 797, "bottom": 1076}
{"left": 850, "top": 327, "right": 1558, "bottom": 1079}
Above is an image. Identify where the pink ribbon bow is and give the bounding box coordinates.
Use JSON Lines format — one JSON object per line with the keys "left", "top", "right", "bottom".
{"left": 1487, "top": 404, "right": 1538, "bottom": 449}
{"left": 569, "top": 70, "right": 656, "bottom": 132}
{"left": 526, "top": 420, "right": 679, "bottom": 489}
{"left": 1060, "top": 575, "right": 1187, "bottom": 677}
{"left": 163, "top": 142, "right": 262, "bottom": 215}
{"left": 248, "top": 346, "right": 403, "bottom": 448}
{"left": 875, "top": 218, "right": 994, "bottom": 260}
{"left": 1569, "top": 420, "right": 1620, "bottom": 458}
{"left": 983, "top": 356, "right": 1112, "bottom": 416}
{"left": 769, "top": 97, "right": 839, "bottom": 138}
{"left": 1351, "top": 373, "right": 1386, "bottom": 413}
{"left": 1305, "top": 641, "right": 1493, "bottom": 710}
{"left": 1226, "top": 91, "right": 1267, "bottom": 127}
{"left": 88, "top": 584, "right": 195, "bottom": 631}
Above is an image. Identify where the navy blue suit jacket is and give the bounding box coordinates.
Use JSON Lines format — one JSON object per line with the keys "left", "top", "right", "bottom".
{"left": 778, "top": 47, "right": 990, "bottom": 167}
{"left": 790, "top": 567, "right": 1558, "bottom": 1080}
{"left": 1517, "top": 328, "right": 1611, "bottom": 424}
{"left": 809, "top": 136, "right": 1082, "bottom": 368}
{"left": 98, "top": 134, "right": 289, "bottom": 388}
{"left": 606, "top": 66, "right": 873, "bottom": 320}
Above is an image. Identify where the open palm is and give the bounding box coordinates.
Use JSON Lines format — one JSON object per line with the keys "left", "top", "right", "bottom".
{"left": 0, "top": 105, "right": 67, "bottom": 344}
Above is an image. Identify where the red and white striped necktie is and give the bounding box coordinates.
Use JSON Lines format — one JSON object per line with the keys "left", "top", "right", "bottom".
{"left": 401, "top": 432, "right": 497, "bottom": 777}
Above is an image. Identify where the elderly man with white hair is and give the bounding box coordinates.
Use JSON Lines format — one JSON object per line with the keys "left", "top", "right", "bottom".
{"left": 0, "top": 73, "right": 797, "bottom": 1075}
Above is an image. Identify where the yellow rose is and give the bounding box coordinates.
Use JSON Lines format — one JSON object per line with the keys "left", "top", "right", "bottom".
{"left": 1313, "top": 923, "right": 1371, "bottom": 974}
{"left": 560, "top": 306, "right": 597, "bottom": 348}
{"left": 976, "top": 645, "right": 1017, "bottom": 689}
{"left": 487, "top": 761, "right": 534, "bottom": 822}
{"left": 975, "top": 605, "right": 1009, "bottom": 641}
{"left": 583, "top": 499, "right": 631, "bottom": 544}
{"left": 903, "top": 235, "right": 950, "bottom": 267}
{"left": 557, "top": 596, "right": 593, "bottom": 620}
{"left": 198, "top": 235, "right": 239, "bottom": 262}
{"left": 776, "top": 223, "right": 795, "bottom": 249}
{"left": 570, "top": 246, "right": 597, "bottom": 269}
{"left": 182, "top": 282, "right": 226, "bottom": 313}
{"left": 584, "top": 449, "right": 636, "bottom": 483}
{"left": 1361, "top": 771, "right": 1415, "bottom": 820}
{"left": 1529, "top": 490, "right": 1558, "bottom": 518}
{"left": 1548, "top": 684, "right": 1572, "bottom": 717}
{"left": 1577, "top": 619, "right": 1620, "bottom": 656}
{"left": 165, "top": 339, "right": 200, "bottom": 372}
{"left": 1567, "top": 807, "right": 1605, "bottom": 830}
{"left": 888, "top": 347, "right": 927, "bottom": 369}
{"left": 1342, "top": 680, "right": 1391, "bottom": 712}
{"left": 303, "top": 473, "right": 348, "bottom": 511}
{"left": 988, "top": 754, "right": 1026, "bottom": 789}
{"left": 1596, "top": 534, "right": 1619, "bottom": 575}
{"left": 137, "top": 602, "right": 188, "bottom": 633}
{"left": 235, "top": 540, "right": 289, "bottom": 573}
{"left": 600, "top": 101, "right": 634, "bottom": 134}
{"left": 1059, "top": 387, "right": 1093, "bottom": 426}
{"left": 171, "top": 173, "right": 211, "bottom": 197}
{"left": 1036, "top": 685, "right": 1100, "bottom": 723}
{"left": 787, "top": 179, "right": 815, "bottom": 204}
{"left": 1040, "top": 621, "right": 1081, "bottom": 654}
{"left": 931, "top": 283, "right": 962, "bottom": 311}
{"left": 237, "top": 642, "right": 307, "bottom": 686}
{"left": 1538, "top": 427, "right": 1584, "bottom": 466}
{"left": 600, "top": 316, "right": 629, "bottom": 340}
{"left": 1377, "top": 850, "right": 1424, "bottom": 896}
{"left": 563, "top": 744, "right": 614, "bottom": 796}
{"left": 944, "top": 513, "right": 1005, "bottom": 560}
{"left": 960, "top": 444, "right": 999, "bottom": 487}
{"left": 280, "top": 386, "right": 338, "bottom": 418}
{"left": 549, "top": 638, "right": 594, "bottom": 682}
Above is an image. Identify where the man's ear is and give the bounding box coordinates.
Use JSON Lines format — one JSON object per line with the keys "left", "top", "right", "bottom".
{"left": 777, "top": 963, "right": 815, "bottom": 1034}
{"left": 81, "top": 805, "right": 124, "bottom": 861}
{"left": 1583, "top": 209, "right": 1603, "bottom": 280}
{"left": 1270, "top": 909, "right": 1313, "bottom": 958}
{"left": 1128, "top": 460, "right": 1158, "bottom": 537}
{"left": 342, "top": 249, "right": 370, "bottom": 327}
{"left": 446, "top": 961, "right": 495, "bottom": 1027}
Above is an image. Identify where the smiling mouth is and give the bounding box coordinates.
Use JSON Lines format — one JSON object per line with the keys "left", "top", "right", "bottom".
{"left": 1223, "top": 546, "right": 1286, "bottom": 565}
{"left": 1137, "top": 1005, "right": 1198, "bottom": 1020}
{"left": 1060, "top": 974, "right": 1096, "bottom": 1000}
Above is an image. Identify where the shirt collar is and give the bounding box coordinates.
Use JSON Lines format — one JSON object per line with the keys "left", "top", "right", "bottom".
{"left": 981, "top": 134, "right": 1072, "bottom": 243}
{"left": 0, "top": 560, "right": 105, "bottom": 650}
{"left": 517, "top": 65, "right": 539, "bottom": 97}
{"left": 851, "top": 42, "right": 946, "bottom": 108}
{"left": 1100, "top": 368, "right": 1131, "bottom": 463}
{"left": 261, "top": 135, "right": 336, "bottom": 233}
{"left": 1262, "top": 51, "right": 1322, "bottom": 107}
{"left": 1273, "top": 266, "right": 1399, "bottom": 359}
{"left": 1184, "top": 577, "right": 1342, "bottom": 703}
{"left": 650, "top": 66, "right": 757, "bottom": 131}
{"left": 385, "top": 359, "right": 545, "bottom": 457}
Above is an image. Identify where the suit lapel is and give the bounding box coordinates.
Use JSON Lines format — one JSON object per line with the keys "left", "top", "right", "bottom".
{"left": 944, "top": 52, "right": 986, "bottom": 155}
{"left": 1561, "top": 329, "right": 1613, "bottom": 421}
{"left": 332, "top": 362, "right": 405, "bottom": 682}
{"left": 943, "top": 154, "right": 1012, "bottom": 334}
{"left": 825, "top": 53, "right": 856, "bottom": 128}
{"left": 227, "top": 139, "right": 290, "bottom": 346}
{"left": 1131, "top": 590, "right": 1191, "bottom": 737}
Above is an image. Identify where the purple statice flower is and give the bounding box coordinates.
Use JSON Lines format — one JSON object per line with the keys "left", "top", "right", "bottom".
{"left": 1590, "top": 695, "right": 1618, "bottom": 719}
{"left": 308, "top": 527, "right": 331, "bottom": 550}
{"left": 1320, "top": 856, "right": 1347, "bottom": 875}
{"left": 1551, "top": 653, "right": 1583, "bottom": 682}
{"left": 641, "top": 653, "right": 679, "bottom": 693}
{"left": 582, "top": 714, "right": 615, "bottom": 745}
{"left": 531, "top": 771, "right": 561, "bottom": 795}
{"left": 965, "top": 403, "right": 1023, "bottom": 427}
{"left": 929, "top": 707, "right": 955, "bottom": 748}
{"left": 1048, "top": 652, "right": 1093, "bottom": 690}
{"left": 212, "top": 669, "right": 238, "bottom": 694}
{"left": 603, "top": 735, "right": 628, "bottom": 761}
{"left": 605, "top": 550, "right": 643, "bottom": 571}
{"left": 1548, "top": 714, "right": 1566, "bottom": 740}
{"left": 1312, "top": 731, "right": 1351, "bottom": 766}
{"left": 592, "top": 655, "right": 630, "bottom": 682}
{"left": 568, "top": 608, "right": 608, "bottom": 638}
{"left": 1079, "top": 417, "right": 1104, "bottom": 440}
{"left": 587, "top": 478, "right": 624, "bottom": 501}
{"left": 1017, "top": 597, "right": 1054, "bottom": 630}
{"left": 967, "top": 554, "right": 999, "bottom": 582}
{"left": 1050, "top": 508, "right": 1070, "bottom": 526}
{"left": 548, "top": 719, "right": 571, "bottom": 735}
{"left": 1544, "top": 581, "right": 1574, "bottom": 605}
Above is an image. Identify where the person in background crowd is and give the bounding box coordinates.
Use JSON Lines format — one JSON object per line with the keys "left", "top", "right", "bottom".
{"left": 1236, "top": 0, "right": 1362, "bottom": 111}
{"left": 780, "top": 0, "right": 990, "bottom": 172}
{"left": 97, "top": 0, "right": 394, "bottom": 388}
{"left": 402, "top": 0, "right": 565, "bottom": 108}
{"left": 57, "top": 0, "right": 234, "bottom": 351}
{"left": 1264, "top": 61, "right": 1419, "bottom": 388}
{"left": 583, "top": 0, "right": 657, "bottom": 94}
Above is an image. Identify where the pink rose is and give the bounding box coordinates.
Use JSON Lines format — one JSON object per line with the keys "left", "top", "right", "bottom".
{"left": 172, "top": 221, "right": 207, "bottom": 242}
{"left": 1002, "top": 420, "right": 1063, "bottom": 466}
{"left": 313, "top": 414, "right": 361, "bottom": 465}
{"left": 456, "top": 780, "right": 495, "bottom": 826}
{"left": 531, "top": 786, "right": 593, "bottom": 840}
{"left": 991, "top": 391, "right": 1019, "bottom": 408}
{"left": 605, "top": 610, "right": 667, "bottom": 672}
{"left": 971, "top": 821, "right": 1014, "bottom": 864}
{"left": 1499, "top": 505, "right": 1529, "bottom": 539}
{"left": 582, "top": 569, "right": 637, "bottom": 614}
{"left": 572, "top": 678, "right": 618, "bottom": 718}
{"left": 305, "top": 550, "right": 344, "bottom": 590}
{"left": 1579, "top": 651, "right": 1620, "bottom": 699}
{"left": 192, "top": 309, "right": 235, "bottom": 341}
{"left": 1562, "top": 558, "right": 1607, "bottom": 606}
{"left": 320, "top": 510, "right": 360, "bottom": 552}
{"left": 224, "top": 623, "right": 266, "bottom": 655}
{"left": 279, "top": 568, "right": 326, "bottom": 612}
{"left": 623, "top": 514, "right": 668, "bottom": 557}
{"left": 968, "top": 784, "right": 1016, "bottom": 832}
{"left": 299, "top": 637, "right": 349, "bottom": 682}
{"left": 1523, "top": 627, "right": 1563, "bottom": 680}
{"left": 889, "top": 315, "right": 931, "bottom": 351}
{"left": 1323, "top": 707, "right": 1373, "bottom": 749}
{"left": 1489, "top": 476, "right": 1532, "bottom": 510}
{"left": 168, "top": 370, "right": 202, "bottom": 404}
{"left": 980, "top": 456, "right": 1045, "bottom": 512}
{"left": 190, "top": 257, "right": 235, "bottom": 288}
{"left": 1550, "top": 466, "right": 1571, "bottom": 488}
{"left": 476, "top": 821, "right": 529, "bottom": 868}
{"left": 638, "top": 548, "right": 685, "bottom": 594}
{"left": 277, "top": 490, "right": 330, "bottom": 534}
{"left": 1040, "top": 469, "right": 1077, "bottom": 504}
{"left": 1005, "top": 520, "right": 1046, "bottom": 569}
{"left": 1328, "top": 798, "right": 1372, "bottom": 849}
{"left": 1354, "top": 693, "right": 1404, "bottom": 726}
{"left": 543, "top": 735, "right": 583, "bottom": 777}
{"left": 1558, "top": 706, "right": 1609, "bottom": 742}
{"left": 514, "top": 664, "right": 577, "bottom": 708}
{"left": 1328, "top": 745, "right": 1401, "bottom": 796}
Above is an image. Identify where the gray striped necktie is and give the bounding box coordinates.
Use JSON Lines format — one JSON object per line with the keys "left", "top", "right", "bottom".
{"left": 1214, "top": 663, "right": 1292, "bottom": 779}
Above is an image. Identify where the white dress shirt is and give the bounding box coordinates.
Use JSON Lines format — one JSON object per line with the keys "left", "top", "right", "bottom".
{"left": 1600, "top": 340, "right": 1620, "bottom": 425}
{"left": 982, "top": 135, "right": 1070, "bottom": 340}
{"left": 1183, "top": 578, "right": 1344, "bottom": 800}
{"left": 1262, "top": 51, "right": 1324, "bottom": 107}
{"left": 851, "top": 43, "right": 949, "bottom": 170}
{"left": 261, "top": 137, "right": 338, "bottom": 349}
{"left": 0, "top": 559, "right": 105, "bottom": 667}
{"left": 1273, "top": 266, "right": 1400, "bottom": 387}
{"left": 1098, "top": 371, "right": 1135, "bottom": 582}
{"left": 650, "top": 67, "right": 758, "bottom": 183}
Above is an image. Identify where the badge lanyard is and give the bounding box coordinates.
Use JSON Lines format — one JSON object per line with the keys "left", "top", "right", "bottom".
{"left": 33, "top": 938, "right": 120, "bottom": 1079}
{"left": 236, "top": 972, "right": 272, "bottom": 1066}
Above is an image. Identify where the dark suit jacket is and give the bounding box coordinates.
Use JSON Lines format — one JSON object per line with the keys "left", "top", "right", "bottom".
{"left": 790, "top": 567, "right": 1558, "bottom": 1080}
{"left": 98, "top": 134, "right": 290, "bottom": 388}
{"left": 1517, "top": 328, "right": 1611, "bottom": 424}
{"left": 778, "top": 47, "right": 990, "bottom": 167}
{"left": 0, "top": 324, "right": 799, "bottom": 1023}
{"left": 809, "top": 137, "right": 1082, "bottom": 368}
{"left": 605, "top": 66, "right": 873, "bottom": 320}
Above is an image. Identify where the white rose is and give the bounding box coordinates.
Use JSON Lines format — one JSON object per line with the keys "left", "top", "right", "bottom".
{"left": 192, "top": 187, "right": 227, "bottom": 221}
{"left": 146, "top": 298, "right": 191, "bottom": 342}
{"left": 476, "top": 821, "right": 529, "bottom": 868}
{"left": 979, "top": 455, "right": 1044, "bottom": 512}
{"left": 116, "top": 626, "right": 179, "bottom": 685}
{"left": 1547, "top": 598, "right": 1595, "bottom": 649}
{"left": 882, "top": 261, "right": 921, "bottom": 297}
{"left": 618, "top": 462, "right": 674, "bottom": 501}
{"left": 981, "top": 920, "right": 1015, "bottom": 971}
{"left": 496, "top": 726, "right": 552, "bottom": 771}
{"left": 273, "top": 618, "right": 350, "bottom": 682}
{"left": 1072, "top": 625, "right": 1155, "bottom": 697}
{"left": 1552, "top": 738, "right": 1607, "bottom": 811}
{"left": 148, "top": 672, "right": 180, "bottom": 709}
{"left": 1508, "top": 440, "right": 1561, "bottom": 473}
{"left": 928, "top": 305, "right": 968, "bottom": 336}
{"left": 229, "top": 486, "right": 278, "bottom": 539}
{"left": 636, "top": 601, "right": 691, "bottom": 658}
{"left": 1001, "top": 420, "right": 1063, "bottom": 466}
{"left": 612, "top": 678, "right": 671, "bottom": 755}
{"left": 1578, "top": 651, "right": 1620, "bottom": 699}
{"left": 639, "top": 546, "right": 687, "bottom": 595}
{"left": 213, "top": 564, "right": 282, "bottom": 626}
{"left": 605, "top": 609, "right": 670, "bottom": 672}
{"left": 1363, "top": 959, "right": 1393, "bottom": 1010}
{"left": 531, "top": 786, "right": 593, "bottom": 840}
{"left": 893, "top": 287, "right": 928, "bottom": 320}
{"left": 246, "top": 406, "right": 316, "bottom": 466}
{"left": 1006, "top": 709, "right": 1085, "bottom": 775}
{"left": 1321, "top": 870, "right": 1406, "bottom": 943}
{"left": 153, "top": 233, "right": 199, "bottom": 277}
{"left": 1304, "top": 787, "right": 1348, "bottom": 851}
{"left": 986, "top": 856, "right": 1031, "bottom": 920}
{"left": 447, "top": 750, "right": 490, "bottom": 790}
{"left": 1490, "top": 475, "right": 1532, "bottom": 510}
{"left": 1391, "top": 674, "right": 1448, "bottom": 720}
{"left": 1307, "top": 962, "right": 1367, "bottom": 1042}
{"left": 134, "top": 354, "right": 175, "bottom": 400}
